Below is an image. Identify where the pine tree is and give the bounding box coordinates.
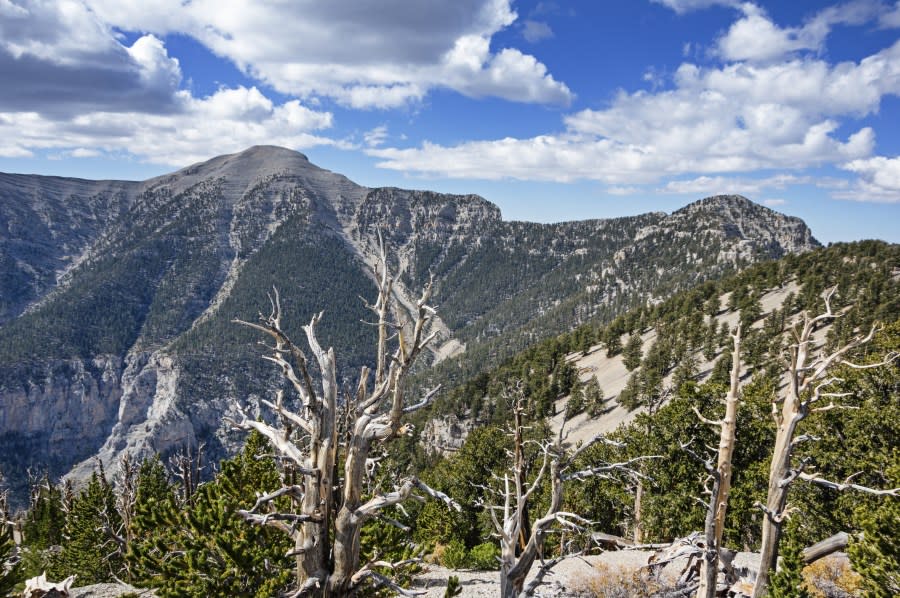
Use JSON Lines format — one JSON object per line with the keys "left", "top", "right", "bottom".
{"left": 0, "top": 517, "right": 19, "bottom": 597}
{"left": 128, "top": 432, "right": 292, "bottom": 597}
{"left": 22, "top": 473, "right": 65, "bottom": 550}
{"left": 604, "top": 325, "right": 622, "bottom": 357}
{"left": 848, "top": 468, "right": 900, "bottom": 597}
{"left": 444, "top": 575, "right": 463, "bottom": 597}
{"left": 565, "top": 380, "right": 584, "bottom": 416}
{"left": 768, "top": 523, "right": 812, "bottom": 598}
{"left": 584, "top": 377, "right": 606, "bottom": 418}
{"left": 20, "top": 473, "right": 66, "bottom": 580}
{"left": 623, "top": 333, "right": 643, "bottom": 371}
{"left": 52, "top": 467, "right": 123, "bottom": 584}
{"left": 617, "top": 371, "right": 642, "bottom": 411}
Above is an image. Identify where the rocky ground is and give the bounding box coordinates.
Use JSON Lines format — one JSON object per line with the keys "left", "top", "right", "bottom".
{"left": 69, "top": 583, "right": 156, "bottom": 597}
{"left": 413, "top": 550, "right": 762, "bottom": 597}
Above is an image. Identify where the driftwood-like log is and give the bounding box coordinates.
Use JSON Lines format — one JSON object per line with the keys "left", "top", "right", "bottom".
{"left": 802, "top": 532, "right": 849, "bottom": 565}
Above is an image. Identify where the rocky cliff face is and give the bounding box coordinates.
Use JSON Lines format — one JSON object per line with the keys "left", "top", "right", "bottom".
{"left": 0, "top": 146, "right": 821, "bottom": 501}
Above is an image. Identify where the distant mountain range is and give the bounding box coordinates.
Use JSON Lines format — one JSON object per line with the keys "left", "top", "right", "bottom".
{"left": 0, "top": 145, "right": 819, "bottom": 501}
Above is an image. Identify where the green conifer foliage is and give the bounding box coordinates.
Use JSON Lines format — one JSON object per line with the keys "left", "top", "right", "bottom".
{"left": 22, "top": 474, "right": 65, "bottom": 550}
{"left": 565, "top": 380, "right": 584, "bottom": 416}
{"left": 584, "top": 377, "right": 606, "bottom": 418}
{"left": 52, "top": 468, "right": 123, "bottom": 585}
{"left": 20, "top": 474, "right": 66, "bottom": 579}
{"left": 623, "top": 333, "right": 643, "bottom": 371}
{"left": 128, "top": 433, "right": 292, "bottom": 597}
{"left": 444, "top": 575, "right": 463, "bottom": 597}
{"left": 767, "top": 523, "right": 812, "bottom": 598}
{"left": 0, "top": 518, "right": 20, "bottom": 596}
{"left": 848, "top": 466, "right": 900, "bottom": 597}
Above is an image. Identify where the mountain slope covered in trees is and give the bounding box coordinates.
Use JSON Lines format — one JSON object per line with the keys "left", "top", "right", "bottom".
{"left": 8, "top": 241, "right": 896, "bottom": 597}
{"left": 0, "top": 146, "right": 819, "bottom": 502}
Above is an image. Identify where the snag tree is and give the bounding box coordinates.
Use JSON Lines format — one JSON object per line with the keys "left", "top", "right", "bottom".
{"left": 694, "top": 325, "right": 741, "bottom": 598}
{"left": 486, "top": 387, "right": 658, "bottom": 598}
{"left": 231, "top": 244, "right": 458, "bottom": 596}
{"left": 752, "top": 288, "right": 898, "bottom": 598}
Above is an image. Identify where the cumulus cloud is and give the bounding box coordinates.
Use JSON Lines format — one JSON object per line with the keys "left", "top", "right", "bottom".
{"left": 364, "top": 125, "right": 389, "bottom": 148}
{"left": 0, "top": 0, "right": 338, "bottom": 164}
{"left": 0, "top": 86, "right": 335, "bottom": 165}
{"left": 83, "top": 0, "right": 572, "bottom": 109}
{"left": 371, "top": 41, "right": 899, "bottom": 185}
{"left": 716, "top": 1, "right": 884, "bottom": 63}
{"left": 0, "top": 1, "right": 183, "bottom": 116}
{"left": 881, "top": 1, "right": 900, "bottom": 27}
{"left": 838, "top": 155, "right": 900, "bottom": 201}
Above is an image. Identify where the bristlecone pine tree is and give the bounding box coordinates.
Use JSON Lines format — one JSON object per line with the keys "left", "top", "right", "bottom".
{"left": 488, "top": 385, "right": 659, "bottom": 598}
{"left": 231, "top": 243, "right": 459, "bottom": 597}
{"left": 695, "top": 325, "right": 742, "bottom": 598}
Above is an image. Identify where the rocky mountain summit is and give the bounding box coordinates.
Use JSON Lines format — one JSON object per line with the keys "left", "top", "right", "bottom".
{"left": 0, "top": 146, "right": 819, "bottom": 502}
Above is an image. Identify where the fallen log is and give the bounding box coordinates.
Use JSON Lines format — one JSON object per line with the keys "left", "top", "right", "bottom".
{"left": 802, "top": 531, "right": 850, "bottom": 565}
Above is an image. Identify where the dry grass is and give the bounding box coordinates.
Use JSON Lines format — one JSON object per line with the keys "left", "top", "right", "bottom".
{"left": 567, "top": 562, "right": 687, "bottom": 598}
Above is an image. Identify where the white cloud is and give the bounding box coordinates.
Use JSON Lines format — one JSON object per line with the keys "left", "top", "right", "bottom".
{"left": 651, "top": 0, "right": 738, "bottom": 14}
{"left": 83, "top": 0, "right": 572, "bottom": 109}
{"left": 839, "top": 155, "right": 900, "bottom": 201}
{"left": 659, "top": 174, "right": 808, "bottom": 195}
{"left": 69, "top": 147, "right": 101, "bottom": 158}
{"left": 716, "top": 1, "right": 884, "bottom": 63}
{"left": 372, "top": 41, "right": 898, "bottom": 185}
{"left": 882, "top": 1, "right": 900, "bottom": 27}
{"left": 364, "top": 125, "right": 389, "bottom": 148}
{"left": 0, "top": 0, "right": 339, "bottom": 164}
{"left": 763, "top": 198, "right": 787, "bottom": 206}
{"left": 0, "top": 1, "right": 183, "bottom": 115}
{"left": 0, "top": 86, "right": 335, "bottom": 166}
{"left": 606, "top": 186, "right": 641, "bottom": 196}
{"left": 522, "top": 20, "right": 554, "bottom": 43}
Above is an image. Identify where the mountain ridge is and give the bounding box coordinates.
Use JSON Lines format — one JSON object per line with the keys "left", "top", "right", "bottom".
{"left": 0, "top": 146, "right": 820, "bottom": 502}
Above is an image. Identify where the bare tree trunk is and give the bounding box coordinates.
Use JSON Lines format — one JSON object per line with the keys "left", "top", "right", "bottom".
{"left": 751, "top": 289, "right": 894, "bottom": 598}
{"left": 697, "top": 326, "right": 741, "bottom": 598}
{"left": 752, "top": 414, "right": 797, "bottom": 598}
{"left": 232, "top": 245, "right": 456, "bottom": 597}
{"left": 699, "top": 472, "right": 722, "bottom": 598}
{"left": 802, "top": 532, "right": 849, "bottom": 565}
{"left": 633, "top": 478, "right": 643, "bottom": 544}
{"left": 493, "top": 386, "right": 660, "bottom": 597}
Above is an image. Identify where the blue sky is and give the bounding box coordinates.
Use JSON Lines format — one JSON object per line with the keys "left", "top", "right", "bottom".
{"left": 0, "top": 1, "right": 898, "bottom": 243}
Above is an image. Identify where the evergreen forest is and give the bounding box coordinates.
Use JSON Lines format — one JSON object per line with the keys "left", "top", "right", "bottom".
{"left": 2, "top": 241, "right": 898, "bottom": 597}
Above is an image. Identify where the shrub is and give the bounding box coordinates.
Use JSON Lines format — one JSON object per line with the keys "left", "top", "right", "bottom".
{"left": 467, "top": 542, "right": 500, "bottom": 570}
{"left": 441, "top": 539, "right": 469, "bottom": 570}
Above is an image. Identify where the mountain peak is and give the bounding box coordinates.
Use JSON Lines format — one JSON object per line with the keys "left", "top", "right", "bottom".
{"left": 676, "top": 194, "right": 759, "bottom": 214}
{"left": 175, "top": 145, "right": 313, "bottom": 178}
{"left": 667, "top": 194, "right": 820, "bottom": 254}
{"left": 235, "top": 144, "right": 310, "bottom": 161}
